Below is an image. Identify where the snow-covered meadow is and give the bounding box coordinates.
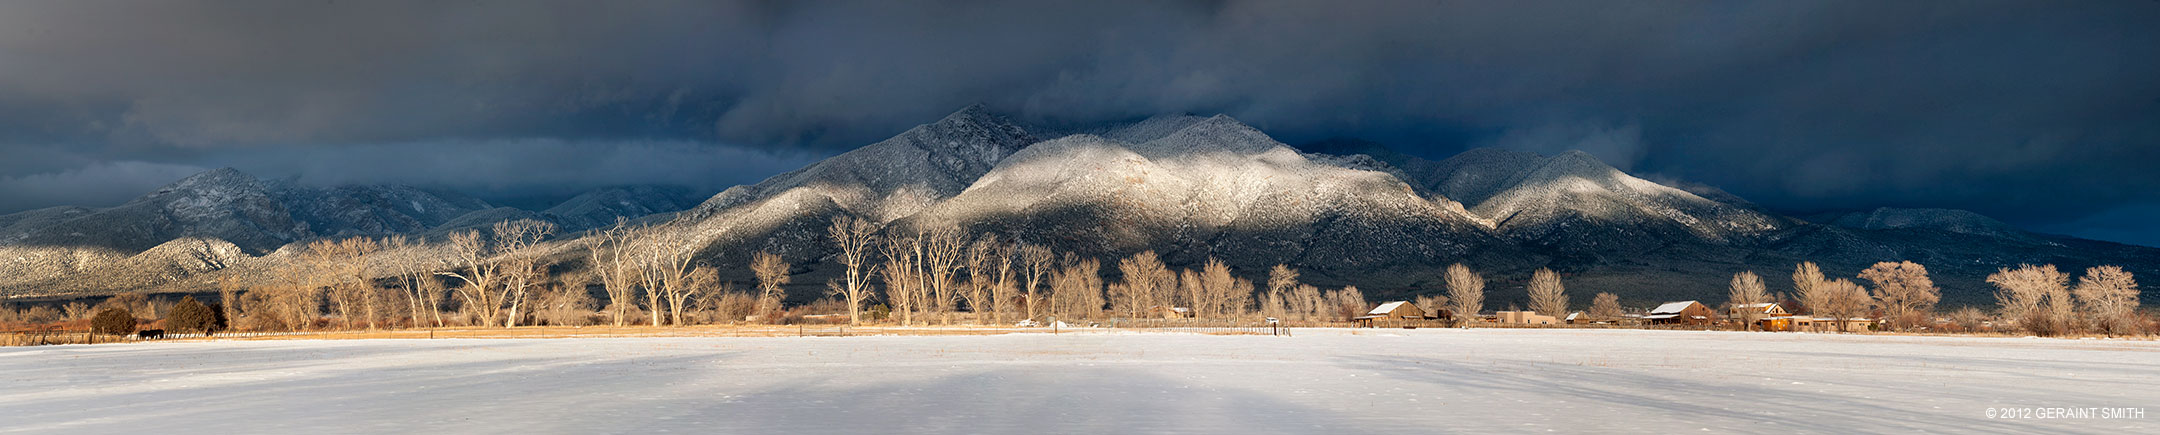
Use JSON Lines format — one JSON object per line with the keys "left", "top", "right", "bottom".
{"left": 3, "top": 329, "right": 2154, "bottom": 434}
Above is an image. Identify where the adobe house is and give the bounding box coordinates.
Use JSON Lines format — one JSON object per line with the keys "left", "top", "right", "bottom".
{"left": 1644, "top": 301, "right": 1717, "bottom": 325}
{"left": 1496, "top": 310, "right": 1559, "bottom": 325}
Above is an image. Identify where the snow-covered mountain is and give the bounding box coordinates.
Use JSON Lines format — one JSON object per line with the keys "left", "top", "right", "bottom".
{"left": 5, "top": 105, "right": 2155, "bottom": 306}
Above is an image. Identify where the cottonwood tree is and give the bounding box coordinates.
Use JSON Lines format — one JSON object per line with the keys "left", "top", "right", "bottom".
{"left": 987, "top": 240, "right": 1018, "bottom": 324}
{"left": 1178, "top": 269, "right": 1203, "bottom": 316}
{"left": 1727, "top": 271, "right": 1770, "bottom": 331}
{"left": 1589, "top": 292, "right": 1623, "bottom": 319}
{"left": 1416, "top": 294, "right": 1450, "bottom": 319}
{"left": 1265, "top": 264, "right": 1299, "bottom": 319}
{"left": 533, "top": 273, "right": 597, "bottom": 326}
{"left": 1792, "top": 262, "right": 1830, "bottom": 331}
{"left": 1527, "top": 268, "right": 1568, "bottom": 317}
{"left": 588, "top": 220, "right": 642, "bottom": 326}
{"left": 1114, "top": 250, "right": 1174, "bottom": 318}
{"left": 2072, "top": 265, "right": 2141, "bottom": 335}
{"left": 1017, "top": 243, "right": 1054, "bottom": 321}
{"left": 491, "top": 220, "right": 556, "bottom": 327}
{"left": 879, "top": 232, "right": 924, "bottom": 326}
{"left": 305, "top": 237, "right": 381, "bottom": 330}
{"left": 827, "top": 216, "right": 879, "bottom": 324}
{"left": 668, "top": 266, "right": 717, "bottom": 326}
{"left": 1445, "top": 263, "right": 1485, "bottom": 327}
{"left": 1820, "top": 279, "right": 1875, "bottom": 332}
{"left": 751, "top": 251, "right": 791, "bottom": 320}
{"left": 383, "top": 235, "right": 445, "bottom": 328}
{"left": 1327, "top": 286, "right": 1367, "bottom": 321}
{"left": 1050, "top": 254, "right": 1104, "bottom": 320}
{"left": 962, "top": 236, "right": 1005, "bottom": 324}
{"left": 919, "top": 226, "right": 967, "bottom": 321}
{"left": 1196, "top": 258, "right": 1247, "bottom": 318}
{"left": 1989, "top": 264, "right": 2069, "bottom": 335}
{"left": 1289, "top": 284, "right": 1324, "bottom": 321}
{"left": 1858, "top": 261, "right": 1939, "bottom": 331}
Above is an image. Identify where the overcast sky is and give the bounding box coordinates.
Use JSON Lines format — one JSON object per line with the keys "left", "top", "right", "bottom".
{"left": 1, "top": 1, "right": 2155, "bottom": 245}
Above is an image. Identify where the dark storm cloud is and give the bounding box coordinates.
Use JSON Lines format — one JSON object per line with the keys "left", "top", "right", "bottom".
{"left": 0, "top": 1, "right": 2156, "bottom": 244}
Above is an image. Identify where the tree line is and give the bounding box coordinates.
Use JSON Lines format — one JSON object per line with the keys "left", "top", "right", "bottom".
{"left": 0, "top": 216, "right": 2146, "bottom": 337}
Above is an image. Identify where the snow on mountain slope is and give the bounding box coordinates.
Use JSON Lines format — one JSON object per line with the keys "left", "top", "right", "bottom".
{"left": 912, "top": 117, "right": 1504, "bottom": 273}
{"left": 274, "top": 184, "right": 491, "bottom": 238}
{"left": 1469, "top": 151, "right": 1784, "bottom": 249}
{"left": 681, "top": 105, "right": 1039, "bottom": 224}
{"left": 542, "top": 185, "right": 705, "bottom": 231}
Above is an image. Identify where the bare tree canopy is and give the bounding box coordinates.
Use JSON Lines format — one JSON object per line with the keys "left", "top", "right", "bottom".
{"left": 828, "top": 216, "right": 879, "bottom": 325}
{"left": 1445, "top": 263, "right": 1484, "bottom": 327}
{"left": 1527, "top": 268, "right": 1567, "bottom": 317}
{"left": 1858, "top": 261, "right": 1939, "bottom": 330}
{"left": 1727, "top": 271, "right": 1770, "bottom": 331}
{"left": 1989, "top": 264, "right": 2071, "bottom": 336}
{"left": 2072, "top": 265, "right": 2142, "bottom": 335}
{"left": 1589, "top": 292, "right": 1622, "bottom": 319}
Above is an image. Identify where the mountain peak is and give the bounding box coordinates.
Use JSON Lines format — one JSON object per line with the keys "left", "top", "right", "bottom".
{"left": 170, "top": 167, "right": 258, "bottom": 188}
{"left": 1131, "top": 113, "right": 1283, "bottom": 159}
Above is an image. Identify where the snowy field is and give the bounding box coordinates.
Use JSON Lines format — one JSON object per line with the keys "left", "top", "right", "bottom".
{"left": 3, "top": 329, "right": 2155, "bottom": 434}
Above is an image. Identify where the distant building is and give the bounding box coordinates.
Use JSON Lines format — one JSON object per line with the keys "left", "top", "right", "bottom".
{"left": 1644, "top": 301, "right": 1717, "bottom": 325}
{"left": 1728, "top": 302, "right": 1788, "bottom": 318}
{"left": 1147, "top": 306, "right": 1193, "bottom": 319}
{"left": 1352, "top": 301, "right": 1428, "bottom": 327}
{"left": 1496, "top": 311, "right": 1558, "bottom": 325}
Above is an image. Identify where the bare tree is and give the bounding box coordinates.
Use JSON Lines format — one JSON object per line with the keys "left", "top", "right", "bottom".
{"left": 879, "top": 232, "right": 924, "bottom": 326}
{"left": 587, "top": 218, "right": 643, "bottom": 326}
{"left": 1445, "top": 263, "right": 1485, "bottom": 327}
{"left": 669, "top": 266, "right": 717, "bottom": 326}
{"left": 1265, "top": 264, "right": 1299, "bottom": 320}
{"left": 1017, "top": 243, "right": 1054, "bottom": 321}
{"left": 1326, "top": 286, "right": 1367, "bottom": 322}
{"left": 533, "top": 273, "right": 596, "bottom": 326}
{"left": 1527, "top": 268, "right": 1568, "bottom": 317}
{"left": 1988, "top": 264, "right": 2071, "bottom": 336}
{"left": 2072, "top": 265, "right": 2141, "bottom": 335}
{"left": 1946, "top": 307, "right": 1991, "bottom": 332}
{"left": 1197, "top": 258, "right": 1242, "bottom": 318}
{"left": 1589, "top": 292, "right": 1622, "bottom": 319}
{"left": 1289, "top": 284, "right": 1324, "bottom": 321}
{"left": 962, "top": 236, "right": 999, "bottom": 324}
{"left": 1818, "top": 278, "right": 1874, "bottom": 332}
{"left": 493, "top": 220, "right": 556, "bottom": 327}
{"left": 305, "top": 237, "right": 381, "bottom": 330}
{"left": 1727, "top": 271, "right": 1770, "bottom": 331}
{"left": 383, "top": 235, "right": 445, "bottom": 328}
{"left": 920, "top": 225, "right": 966, "bottom": 322}
{"left": 1114, "top": 250, "right": 1174, "bottom": 318}
{"left": 751, "top": 251, "right": 791, "bottom": 321}
{"left": 1858, "top": 261, "right": 1939, "bottom": 331}
{"left": 1050, "top": 254, "right": 1104, "bottom": 320}
{"left": 1792, "top": 262, "right": 1830, "bottom": 331}
{"left": 828, "top": 216, "right": 879, "bottom": 324}
{"left": 1416, "top": 294, "right": 1450, "bottom": 319}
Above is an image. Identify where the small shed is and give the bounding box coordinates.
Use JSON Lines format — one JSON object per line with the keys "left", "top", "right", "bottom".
{"left": 1645, "top": 301, "right": 1717, "bottom": 325}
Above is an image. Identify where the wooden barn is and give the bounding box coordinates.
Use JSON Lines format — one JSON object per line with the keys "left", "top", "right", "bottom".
{"left": 1644, "top": 301, "right": 1717, "bottom": 325}
{"left": 1352, "top": 301, "right": 1427, "bottom": 327}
